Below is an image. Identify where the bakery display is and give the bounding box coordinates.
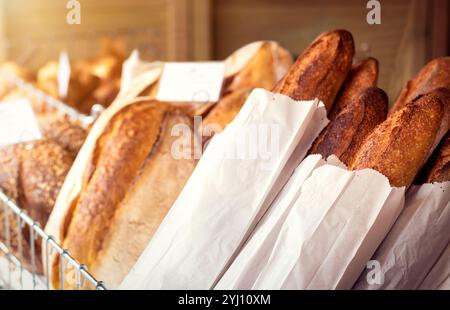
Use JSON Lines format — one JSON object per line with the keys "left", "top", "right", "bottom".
{"left": 0, "top": 22, "right": 448, "bottom": 292}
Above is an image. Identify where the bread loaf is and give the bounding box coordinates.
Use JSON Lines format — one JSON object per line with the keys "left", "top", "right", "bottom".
{"left": 49, "top": 101, "right": 198, "bottom": 289}
{"left": 309, "top": 87, "right": 387, "bottom": 166}
{"left": 349, "top": 90, "right": 449, "bottom": 187}
{"left": 390, "top": 57, "right": 450, "bottom": 115}
{"left": 328, "top": 57, "right": 379, "bottom": 120}
{"left": 273, "top": 29, "right": 354, "bottom": 111}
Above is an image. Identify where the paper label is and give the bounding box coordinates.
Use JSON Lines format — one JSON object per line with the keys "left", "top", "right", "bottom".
{"left": 58, "top": 50, "right": 71, "bottom": 98}
{"left": 0, "top": 99, "right": 42, "bottom": 147}
{"left": 156, "top": 62, "right": 225, "bottom": 102}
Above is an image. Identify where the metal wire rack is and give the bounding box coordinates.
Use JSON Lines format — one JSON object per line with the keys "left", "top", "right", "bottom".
{"left": 0, "top": 191, "right": 106, "bottom": 290}
{"left": 0, "top": 71, "right": 106, "bottom": 290}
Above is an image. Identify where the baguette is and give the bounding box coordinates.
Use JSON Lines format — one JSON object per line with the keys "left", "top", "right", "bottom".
{"left": 328, "top": 57, "right": 379, "bottom": 120}
{"left": 308, "top": 87, "right": 387, "bottom": 166}
{"left": 273, "top": 29, "right": 354, "bottom": 111}
{"left": 349, "top": 90, "right": 449, "bottom": 187}
{"left": 419, "top": 131, "right": 450, "bottom": 183}
{"left": 390, "top": 57, "right": 450, "bottom": 115}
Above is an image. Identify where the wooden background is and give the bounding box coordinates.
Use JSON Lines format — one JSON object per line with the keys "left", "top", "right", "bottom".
{"left": 0, "top": 0, "right": 448, "bottom": 103}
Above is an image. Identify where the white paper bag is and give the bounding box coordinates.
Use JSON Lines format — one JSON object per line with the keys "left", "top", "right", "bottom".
{"left": 215, "top": 154, "right": 327, "bottom": 289}
{"left": 248, "top": 157, "right": 405, "bottom": 290}
{"left": 353, "top": 181, "right": 450, "bottom": 290}
{"left": 120, "top": 89, "right": 328, "bottom": 289}
{"left": 419, "top": 244, "right": 450, "bottom": 290}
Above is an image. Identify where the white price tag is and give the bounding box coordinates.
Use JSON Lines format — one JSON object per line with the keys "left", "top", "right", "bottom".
{"left": 58, "top": 50, "right": 71, "bottom": 98}
{"left": 156, "top": 62, "right": 225, "bottom": 102}
{"left": 0, "top": 99, "right": 42, "bottom": 147}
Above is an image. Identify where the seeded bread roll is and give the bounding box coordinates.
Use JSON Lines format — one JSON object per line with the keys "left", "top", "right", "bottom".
{"left": 390, "top": 57, "right": 450, "bottom": 115}
{"left": 328, "top": 57, "right": 379, "bottom": 120}
{"left": 0, "top": 140, "right": 73, "bottom": 273}
{"left": 309, "top": 87, "right": 388, "bottom": 166}
{"left": 273, "top": 29, "right": 355, "bottom": 111}
{"left": 349, "top": 90, "right": 449, "bottom": 187}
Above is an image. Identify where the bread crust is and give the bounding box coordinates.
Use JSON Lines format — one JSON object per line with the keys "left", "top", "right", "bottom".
{"left": 349, "top": 92, "right": 448, "bottom": 187}
{"left": 328, "top": 57, "right": 378, "bottom": 120}
{"left": 390, "top": 57, "right": 450, "bottom": 115}
{"left": 308, "top": 87, "right": 387, "bottom": 166}
{"left": 272, "top": 29, "right": 354, "bottom": 111}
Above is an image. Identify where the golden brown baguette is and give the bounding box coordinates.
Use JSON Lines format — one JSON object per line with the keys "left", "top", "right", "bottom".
{"left": 273, "top": 29, "right": 354, "bottom": 111}
{"left": 349, "top": 91, "right": 449, "bottom": 187}
{"left": 309, "top": 87, "right": 387, "bottom": 166}
{"left": 390, "top": 57, "right": 450, "bottom": 115}
{"left": 328, "top": 57, "right": 379, "bottom": 120}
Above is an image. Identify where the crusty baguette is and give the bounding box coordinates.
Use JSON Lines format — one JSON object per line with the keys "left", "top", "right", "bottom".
{"left": 328, "top": 57, "right": 379, "bottom": 120}
{"left": 421, "top": 132, "right": 450, "bottom": 183}
{"left": 273, "top": 29, "right": 354, "bottom": 111}
{"left": 309, "top": 87, "right": 387, "bottom": 166}
{"left": 390, "top": 57, "right": 450, "bottom": 115}
{"left": 349, "top": 91, "right": 449, "bottom": 187}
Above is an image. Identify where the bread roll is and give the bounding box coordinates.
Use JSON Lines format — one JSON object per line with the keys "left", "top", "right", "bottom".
{"left": 309, "top": 87, "right": 387, "bottom": 166}
{"left": 273, "top": 29, "right": 355, "bottom": 111}
{"left": 390, "top": 57, "right": 450, "bottom": 115}
{"left": 349, "top": 90, "right": 449, "bottom": 187}
{"left": 0, "top": 139, "right": 73, "bottom": 273}
{"left": 328, "top": 57, "right": 379, "bottom": 120}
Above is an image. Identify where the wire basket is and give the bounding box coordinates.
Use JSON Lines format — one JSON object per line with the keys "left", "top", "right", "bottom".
{"left": 0, "top": 73, "right": 106, "bottom": 290}
{"left": 0, "top": 191, "right": 106, "bottom": 290}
